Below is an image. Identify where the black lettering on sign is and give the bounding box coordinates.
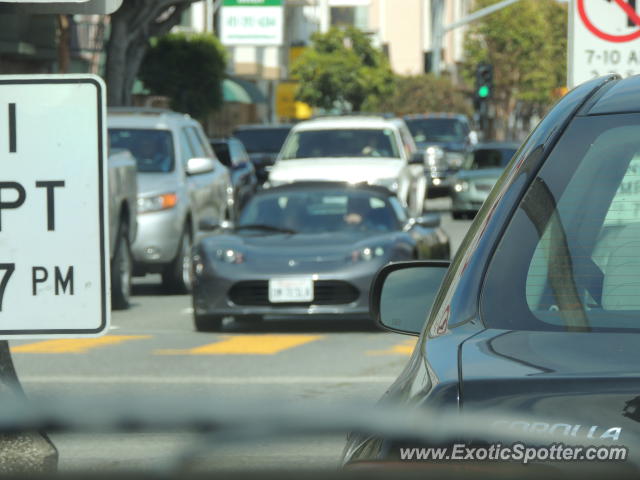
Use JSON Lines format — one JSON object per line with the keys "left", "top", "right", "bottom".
{"left": 8, "top": 103, "right": 16, "bottom": 153}
{"left": 32, "top": 267, "right": 47, "bottom": 296}
{"left": 54, "top": 266, "right": 73, "bottom": 295}
{"left": 0, "top": 182, "right": 25, "bottom": 231}
{"left": 35, "top": 181, "right": 65, "bottom": 231}
{"left": 0, "top": 264, "right": 15, "bottom": 312}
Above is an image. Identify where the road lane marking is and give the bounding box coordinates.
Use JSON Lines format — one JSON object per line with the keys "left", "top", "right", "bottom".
{"left": 20, "top": 375, "right": 396, "bottom": 385}
{"left": 11, "top": 335, "right": 151, "bottom": 354}
{"left": 155, "top": 334, "right": 323, "bottom": 355}
{"left": 366, "top": 339, "right": 417, "bottom": 356}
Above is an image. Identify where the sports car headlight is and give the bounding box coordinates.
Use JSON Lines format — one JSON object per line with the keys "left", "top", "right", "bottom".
{"left": 425, "top": 146, "right": 445, "bottom": 166}
{"left": 137, "top": 193, "right": 178, "bottom": 213}
{"left": 215, "top": 248, "right": 245, "bottom": 264}
{"left": 454, "top": 181, "right": 469, "bottom": 193}
{"left": 375, "top": 178, "right": 399, "bottom": 193}
{"left": 351, "top": 246, "right": 385, "bottom": 262}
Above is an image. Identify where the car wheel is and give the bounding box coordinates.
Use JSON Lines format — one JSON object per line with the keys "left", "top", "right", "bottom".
{"left": 162, "top": 229, "right": 193, "bottom": 294}
{"left": 111, "top": 222, "right": 132, "bottom": 310}
{"left": 194, "top": 313, "right": 224, "bottom": 332}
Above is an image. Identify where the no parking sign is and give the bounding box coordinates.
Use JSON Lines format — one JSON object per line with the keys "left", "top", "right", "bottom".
{"left": 569, "top": 0, "right": 640, "bottom": 87}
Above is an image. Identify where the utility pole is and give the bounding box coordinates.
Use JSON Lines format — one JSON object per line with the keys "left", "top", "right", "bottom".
{"left": 431, "top": 0, "right": 523, "bottom": 75}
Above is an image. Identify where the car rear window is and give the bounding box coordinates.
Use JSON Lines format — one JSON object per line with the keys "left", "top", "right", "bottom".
{"left": 482, "top": 113, "right": 640, "bottom": 332}
{"left": 108, "top": 129, "right": 174, "bottom": 173}
{"left": 280, "top": 128, "right": 400, "bottom": 159}
{"left": 233, "top": 128, "right": 291, "bottom": 154}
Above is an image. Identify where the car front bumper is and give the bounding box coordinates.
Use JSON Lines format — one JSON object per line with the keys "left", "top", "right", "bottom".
{"left": 132, "top": 208, "right": 184, "bottom": 268}
{"left": 192, "top": 259, "right": 385, "bottom": 319}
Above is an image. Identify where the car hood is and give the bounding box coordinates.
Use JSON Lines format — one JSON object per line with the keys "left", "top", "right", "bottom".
{"left": 269, "top": 158, "right": 405, "bottom": 184}
{"left": 453, "top": 168, "right": 503, "bottom": 182}
{"left": 459, "top": 329, "right": 640, "bottom": 445}
{"left": 136, "top": 172, "right": 178, "bottom": 197}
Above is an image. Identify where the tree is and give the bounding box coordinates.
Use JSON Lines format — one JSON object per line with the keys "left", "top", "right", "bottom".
{"left": 291, "top": 27, "right": 394, "bottom": 112}
{"left": 139, "top": 33, "right": 227, "bottom": 119}
{"left": 462, "top": 0, "right": 567, "bottom": 139}
{"left": 371, "top": 74, "right": 473, "bottom": 117}
{"left": 105, "top": 0, "right": 199, "bottom": 107}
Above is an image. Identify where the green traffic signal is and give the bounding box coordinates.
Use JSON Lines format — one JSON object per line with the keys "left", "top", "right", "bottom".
{"left": 478, "top": 85, "right": 490, "bottom": 98}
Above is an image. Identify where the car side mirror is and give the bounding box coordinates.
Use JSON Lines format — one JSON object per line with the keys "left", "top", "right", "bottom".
{"left": 409, "top": 151, "right": 424, "bottom": 165}
{"left": 186, "top": 157, "right": 215, "bottom": 176}
{"left": 371, "top": 261, "right": 450, "bottom": 335}
{"left": 414, "top": 213, "right": 441, "bottom": 228}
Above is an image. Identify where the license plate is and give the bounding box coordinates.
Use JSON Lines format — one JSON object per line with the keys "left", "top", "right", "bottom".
{"left": 269, "top": 278, "right": 314, "bottom": 303}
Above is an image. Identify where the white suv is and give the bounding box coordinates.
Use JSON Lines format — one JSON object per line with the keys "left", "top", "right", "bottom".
{"left": 268, "top": 116, "right": 426, "bottom": 215}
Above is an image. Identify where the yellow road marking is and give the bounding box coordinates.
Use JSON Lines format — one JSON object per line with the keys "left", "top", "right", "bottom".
{"left": 367, "top": 338, "right": 418, "bottom": 356}
{"left": 11, "top": 335, "right": 151, "bottom": 354}
{"left": 156, "top": 334, "right": 323, "bottom": 356}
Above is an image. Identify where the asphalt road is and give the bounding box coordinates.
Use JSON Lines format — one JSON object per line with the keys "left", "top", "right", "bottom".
{"left": 10, "top": 206, "right": 473, "bottom": 473}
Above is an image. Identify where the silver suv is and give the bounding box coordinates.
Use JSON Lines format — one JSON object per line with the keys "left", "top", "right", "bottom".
{"left": 108, "top": 108, "right": 233, "bottom": 293}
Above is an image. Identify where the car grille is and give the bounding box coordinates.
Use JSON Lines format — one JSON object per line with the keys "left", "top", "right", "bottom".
{"left": 229, "top": 280, "right": 359, "bottom": 306}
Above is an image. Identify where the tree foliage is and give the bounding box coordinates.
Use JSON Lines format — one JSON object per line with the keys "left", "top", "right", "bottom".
{"left": 291, "top": 27, "right": 394, "bottom": 112}
{"left": 371, "top": 74, "right": 473, "bottom": 116}
{"left": 462, "top": 0, "right": 567, "bottom": 137}
{"left": 139, "top": 33, "right": 227, "bottom": 119}
{"left": 105, "top": 0, "right": 199, "bottom": 107}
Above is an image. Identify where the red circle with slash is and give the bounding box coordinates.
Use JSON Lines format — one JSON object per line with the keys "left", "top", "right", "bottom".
{"left": 578, "top": 0, "right": 640, "bottom": 42}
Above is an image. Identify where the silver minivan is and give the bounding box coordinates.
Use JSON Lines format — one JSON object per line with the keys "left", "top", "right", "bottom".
{"left": 108, "top": 108, "right": 233, "bottom": 293}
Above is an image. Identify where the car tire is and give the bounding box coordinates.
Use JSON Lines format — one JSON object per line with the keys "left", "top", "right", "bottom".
{"left": 162, "top": 228, "right": 193, "bottom": 294}
{"left": 194, "top": 313, "right": 224, "bottom": 332}
{"left": 111, "top": 222, "right": 132, "bottom": 311}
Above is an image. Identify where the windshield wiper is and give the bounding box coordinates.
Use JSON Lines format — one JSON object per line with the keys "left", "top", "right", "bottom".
{"left": 235, "top": 224, "right": 297, "bottom": 234}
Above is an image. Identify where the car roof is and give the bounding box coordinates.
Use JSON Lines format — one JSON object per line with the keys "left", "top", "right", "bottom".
{"left": 580, "top": 74, "right": 640, "bottom": 116}
{"left": 255, "top": 181, "right": 395, "bottom": 197}
{"left": 403, "top": 113, "right": 470, "bottom": 122}
{"left": 107, "top": 107, "right": 195, "bottom": 128}
{"left": 292, "top": 116, "right": 400, "bottom": 132}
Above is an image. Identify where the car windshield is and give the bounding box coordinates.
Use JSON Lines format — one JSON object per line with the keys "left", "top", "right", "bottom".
{"left": 233, "top": 127, "right": 291, "bottom": 154}
{"left": 279, "top": 128, "right": 401, "bottom": 159}
{"left": 238, "top": 189, "right": 399, "bottom": 233}
{"left": 483, "top": 114, "right": 640, "bottom": 332}
{"left": 406, "top": 118, "right": 468, "bottom": 144}
{"left": 108, "top": 129, "right": 174, "bottom": 173}
{"left": 465, "top": 147, "right": 516, "bottom": 170}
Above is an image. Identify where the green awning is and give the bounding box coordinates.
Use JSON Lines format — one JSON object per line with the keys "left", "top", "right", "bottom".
{"left": 223, "top": 77, "right": 267, "bottom": 104}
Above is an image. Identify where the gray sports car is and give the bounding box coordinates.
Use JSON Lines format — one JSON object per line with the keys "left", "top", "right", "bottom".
{"left": 191, "top": 182, "right": 450, "bottom": 331}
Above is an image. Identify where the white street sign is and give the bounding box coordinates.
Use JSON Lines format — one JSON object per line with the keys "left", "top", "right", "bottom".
{"left": 0, "top": 75, "right": 109, "bottom": 338}
{"left": 221, "top": 0, "right": 284, "bottom": 46}
{"left": 569, "top": 0, "right": 640, "bottom": 87}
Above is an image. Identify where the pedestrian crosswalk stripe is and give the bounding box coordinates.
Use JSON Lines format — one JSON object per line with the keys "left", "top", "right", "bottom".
{"left": 366, "top": 338, "right": 417, "bottom": 356}
{"left": 11, "top": 335, "right": 151, "bottom": 354}
{"left": 155, "top": 334, "right": 323, "bottom": 355}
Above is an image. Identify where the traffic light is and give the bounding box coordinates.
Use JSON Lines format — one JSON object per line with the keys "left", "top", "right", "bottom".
{"left": 475, "top": 63, "right": 493, "bottom": 102}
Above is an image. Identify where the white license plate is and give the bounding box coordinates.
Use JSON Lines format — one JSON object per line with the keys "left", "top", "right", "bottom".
{"left": 269, "top": 278, "right": 314, "bottom": 303}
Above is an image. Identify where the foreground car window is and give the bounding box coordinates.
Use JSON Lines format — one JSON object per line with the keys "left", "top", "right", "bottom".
{"left": 483, "top": 114, "right": 640, "bottom": 332}
{"left": 109, "top": 129, "right": 175, "bottom": 173}
{"left": 280, "top": 129, "right": 400, "bottom": 159}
